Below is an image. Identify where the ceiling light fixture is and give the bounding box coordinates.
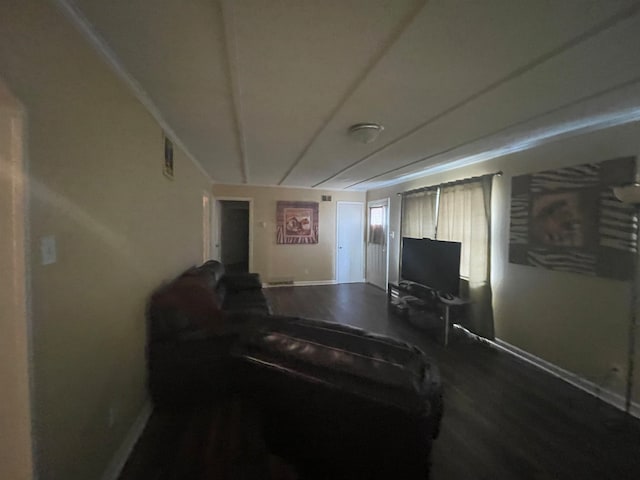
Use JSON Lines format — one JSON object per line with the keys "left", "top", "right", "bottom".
{"left": 348, "top": 123, "right": 384, "bottom": 144}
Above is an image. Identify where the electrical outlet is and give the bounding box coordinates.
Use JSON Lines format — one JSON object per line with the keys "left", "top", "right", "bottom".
{"left": 304, "top": 268, "right": 309, "bottom": 275}
{"left": 600, "top": 364, "right": 624, "bottom": 389}
{"left": 609, "top": 364, "right": 623, "bottom": 378}
{"left": 40, "top": 235, "right": 57, "bottom": 265}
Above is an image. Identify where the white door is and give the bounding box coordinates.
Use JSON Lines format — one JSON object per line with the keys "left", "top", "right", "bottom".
{"left": 336, "top": 202, "right": 364, "bottom": 283}
{"left": 366, "top": 198, "right": 390, "bottom": 290}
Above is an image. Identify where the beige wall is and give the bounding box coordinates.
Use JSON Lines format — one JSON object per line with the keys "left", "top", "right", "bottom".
{"left": 213, "top": 184, "right": 365, "bottom": 283}
{"left": 367, "top": 122, "right": 640, "bottom": 404}
{"left": 0, "top": 2, "right": 212, "bottom": 479}
{"left": 0, "top": 83, "right": 32, "bottom": 480}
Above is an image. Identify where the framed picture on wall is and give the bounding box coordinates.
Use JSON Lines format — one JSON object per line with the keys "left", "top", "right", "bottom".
{"left": 276, "top": 201, "right": 319, "bottom": 244}
{"left": 508, "top": 156, "right": 637, "bottom": 280}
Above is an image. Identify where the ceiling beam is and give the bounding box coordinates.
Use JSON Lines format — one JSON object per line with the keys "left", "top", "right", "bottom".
{"left": 220, "top": 0, "right": 250, "bottom": 184}
{"left": 277, "top": 0, "right": 429, "bottom": 186}
{"left": 346, "top": 76, "right": 640, "bottom": 190}
{"left": 314, "top": 1, "right": 640, "bottom": 189}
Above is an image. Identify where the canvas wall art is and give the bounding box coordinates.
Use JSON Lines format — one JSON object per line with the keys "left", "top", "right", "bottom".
{"left": 509, "top": 157, "right": 637, "bottom": 280}
{"left": 276, "top": 201, "right": 319, "bottom": 244}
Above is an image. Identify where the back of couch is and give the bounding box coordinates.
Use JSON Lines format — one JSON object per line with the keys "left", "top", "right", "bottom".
{"left": 147, "top": 269, "right": 226, "bottom": 342}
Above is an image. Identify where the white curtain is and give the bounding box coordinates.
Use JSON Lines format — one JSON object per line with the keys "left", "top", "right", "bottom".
{"left": 402, "top": 190, "right": 437, "bottom": 239}
{"left": 437, "top": 178, "right": 494, "bottom": 338}
{"left": 437, "top": 181, "right": 488, "bottom": 283}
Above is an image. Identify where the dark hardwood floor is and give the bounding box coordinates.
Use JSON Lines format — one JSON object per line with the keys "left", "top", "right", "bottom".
{"left": 120, "top": 283, "right": 640, "bottom": 480}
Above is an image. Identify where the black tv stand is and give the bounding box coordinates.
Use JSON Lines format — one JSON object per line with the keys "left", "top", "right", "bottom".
{"left": 388, "top": 281, "right": 468, "bottom": 346}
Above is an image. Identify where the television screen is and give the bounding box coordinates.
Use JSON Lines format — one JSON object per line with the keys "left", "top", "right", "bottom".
{"left": 400, "top": 237, "right": 461, "bottom": 296}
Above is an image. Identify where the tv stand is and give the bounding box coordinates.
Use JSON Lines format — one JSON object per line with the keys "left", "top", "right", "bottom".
{"left": 388, "top": 282, "right": 468, "bottom": 346}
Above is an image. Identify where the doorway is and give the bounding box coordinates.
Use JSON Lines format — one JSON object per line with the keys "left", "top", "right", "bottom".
{"left": 336, "top": 201, "right": 365, "bottom": 283}
{"left": 366, "top": 198, "right": 390, "bottom": 291}
{"left": 202, "top": 192, "right": 212, "bottom": 262}
{"left": 216, "top": 199, "right": 251, "bottom": 273}
{"left": 0, "top": 81, "right": 34, "bottom": 479}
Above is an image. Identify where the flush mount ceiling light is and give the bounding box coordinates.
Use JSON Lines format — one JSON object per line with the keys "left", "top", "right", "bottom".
{"left": 348, "top": 123, "right": 384, "bottom": 144}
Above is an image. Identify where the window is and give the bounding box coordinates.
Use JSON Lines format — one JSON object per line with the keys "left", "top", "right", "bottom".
{"left": 369, "top": 206, "right": 385, "bottom": 245}
{"left": 402, "top": 180, "right": 490, "bottom": 283}
{"left": 400, "top": 176, "right": 495, "bottom": 338}
{"left": 401, "top": 190, "right": 437, "bottom": 239}
{"left": 437, "top": 182, "right": 489, "bottom": 283}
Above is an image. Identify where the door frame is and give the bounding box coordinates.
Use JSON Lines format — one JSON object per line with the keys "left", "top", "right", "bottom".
{"left": 0, "top": 81, "right": 35, "bottom": 479}
{"left": 202, "top": 191, "right": 212, "bottom": 262}
{"left": 213, "top": 196, "right": 254, "bottom": 272}
{"left": 366, "top": 198, "right": 390, "bottom": 291}
{"left": 335, "top": 201, "right": 365, "bottom": 283}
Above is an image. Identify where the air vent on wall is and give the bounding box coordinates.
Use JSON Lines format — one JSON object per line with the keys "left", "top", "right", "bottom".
{"left": 321, "top": 195, "right": 332, "bottom": 202}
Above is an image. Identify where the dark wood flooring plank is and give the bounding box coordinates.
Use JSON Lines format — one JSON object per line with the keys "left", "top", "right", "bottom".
{"left": 120, "top": 283, "right": 640, "bottom": 480}
{"left": 265, "top": 284, "right": 640, "bottom": 480}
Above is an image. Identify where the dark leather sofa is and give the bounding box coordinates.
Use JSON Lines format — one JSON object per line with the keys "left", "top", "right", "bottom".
{"left": 191, "top": 259, "right": 272, "bottom": 315}
{"left": 147, "top": 261, "right": 443, "bottom": 478}
{"left": 147, "top": 260, "right": 270, "bottom": 403}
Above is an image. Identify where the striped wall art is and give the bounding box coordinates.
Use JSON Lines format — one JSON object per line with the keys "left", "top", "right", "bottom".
{"left": 509, "top": 157, "right": 637, "bottom": 280}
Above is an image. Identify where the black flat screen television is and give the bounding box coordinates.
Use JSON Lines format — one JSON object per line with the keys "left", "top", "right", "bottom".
{"left": 401, "top": 237, "right": 461, "bottom": 296}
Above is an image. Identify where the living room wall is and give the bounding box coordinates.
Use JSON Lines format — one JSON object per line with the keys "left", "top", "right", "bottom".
{"left": 0, "top": 2, "right": 212, "bottom": 479}
{"left": 367, "top": 121, "right": 640, "bottom": 409}
{"left": 212, "top": 184, "right": 365, "bottom": 283}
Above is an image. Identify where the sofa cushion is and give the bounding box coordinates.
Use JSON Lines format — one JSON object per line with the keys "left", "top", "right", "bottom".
{"left": 237, "top": 315, "right": 440, "bottom": 415}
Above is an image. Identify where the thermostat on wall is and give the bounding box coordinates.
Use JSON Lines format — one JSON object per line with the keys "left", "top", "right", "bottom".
{"left": 40, "top": 235, "right": 57, "bottom": 265}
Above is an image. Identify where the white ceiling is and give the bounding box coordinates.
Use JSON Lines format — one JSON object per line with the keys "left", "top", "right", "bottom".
{"left": 63, "top": 0, "right": 640, "bottom": 190}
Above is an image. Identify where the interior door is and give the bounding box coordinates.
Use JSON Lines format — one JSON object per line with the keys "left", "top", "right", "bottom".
{"left": 366, "top": 199, "right": 389, "bottom": 290}
{"left": 336, "top": 202, "right": 364, "bottom": 283}
{"left": 219, "top": 200, "right": 250, "bottom": 273}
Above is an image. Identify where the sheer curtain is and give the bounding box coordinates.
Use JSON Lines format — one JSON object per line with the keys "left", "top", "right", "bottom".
{"left": 437, "top": 178, "right": 494, "bottom": 338}
{"left": 402, "top": 190, "right": 437, "bottom": 239}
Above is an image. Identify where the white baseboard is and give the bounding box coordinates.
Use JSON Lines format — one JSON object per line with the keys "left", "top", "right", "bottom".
{"left": 493, "top": 338, "right": 640, "bottom": 419}
{"left": 101, "top": 402, "right": 152, "bottom": 480}
{"left": 263, "top": 280, "right": 337, "bottom": 288}
{"left": 295, "top": 280, "right": 338, "bottom": 286}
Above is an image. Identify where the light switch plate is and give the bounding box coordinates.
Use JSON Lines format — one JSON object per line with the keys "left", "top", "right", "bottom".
{"left": 40, "top": 235, "right": 57, "bottom": 265}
